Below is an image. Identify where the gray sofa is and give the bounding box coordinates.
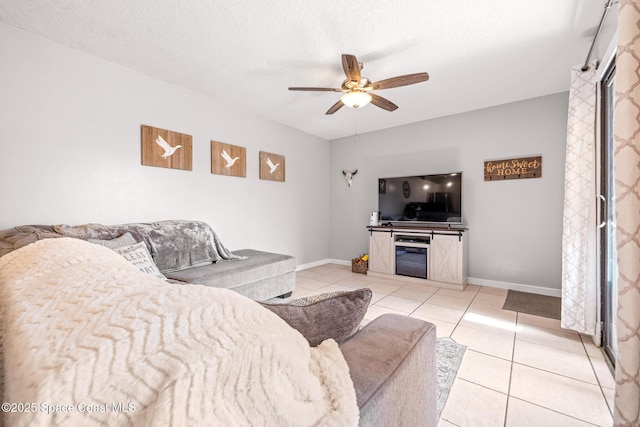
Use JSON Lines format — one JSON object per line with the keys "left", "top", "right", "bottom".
{"left": 0, "top": 220, "right": 296, "bottom": 301}
{"left": 0, "top": 220, "right": 437, "bottom": 425}
{"left": 166, "top": 249, "right": 295, "bottom": 301}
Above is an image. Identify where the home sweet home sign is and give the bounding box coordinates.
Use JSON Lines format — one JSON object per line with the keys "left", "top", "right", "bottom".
{"left": 484, "top": 156, "right": 542, "bottom": 181}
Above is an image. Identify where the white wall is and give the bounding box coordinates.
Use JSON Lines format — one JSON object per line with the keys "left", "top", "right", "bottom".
{"left": 330, "top": 93, "right": 569, "bottom": 291}
{"left": 0, "top": 23, "right": 331, "bottom": 264}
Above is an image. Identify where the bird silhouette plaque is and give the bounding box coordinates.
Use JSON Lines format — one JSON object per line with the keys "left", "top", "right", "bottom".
{"left": 141, "top": 125, "right": 192, "bottom": 171}
{"left": 211, "top": 141, "right": 246, "bottom": 177}
{"left": 259, "top": 151, "right": 285, "bottom": 182}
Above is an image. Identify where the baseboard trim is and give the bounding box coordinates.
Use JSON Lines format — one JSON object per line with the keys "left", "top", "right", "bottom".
{"left": 296, "top": 262, "right": 562, "bottom": 297}
{"left": 296, "top": 258, "right": 350, "bottom": 271}
{"left": 326, "top": 258, "right": 351, "bottom": 266}
{"left": 467, "top": 277, "right": 562, "bottom": 297}
{"left": 296, "top": 259, "right": 329, "bottom": 271}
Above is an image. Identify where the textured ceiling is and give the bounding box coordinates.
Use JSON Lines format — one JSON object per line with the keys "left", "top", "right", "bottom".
{"left": 0, "top": 1, "right": 607, "bottom": 140}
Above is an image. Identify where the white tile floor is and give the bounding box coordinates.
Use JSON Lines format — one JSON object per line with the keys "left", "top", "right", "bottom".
{"left": 293, "top": 264, "right": 615, "bottom": 427}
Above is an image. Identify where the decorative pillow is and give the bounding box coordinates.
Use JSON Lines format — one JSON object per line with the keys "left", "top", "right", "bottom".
{"left": 280, "top": 290, "right": 353, "bottom": 306}
{"left": 88, "top": 232, "right": 137, "bottom": 249}
{"left": 260, "top": 288, "right": 372, "bottom": 347}
{"left": 113, "top": 242, "right": 166, "bottom": 280}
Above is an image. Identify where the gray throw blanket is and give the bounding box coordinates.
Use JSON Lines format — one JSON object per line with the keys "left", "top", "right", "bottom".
{"left": 0, "top": 225, "right": 62, "bottom": 257}
{"left": 54, "top": 220, "right": 246, "bottom": 273}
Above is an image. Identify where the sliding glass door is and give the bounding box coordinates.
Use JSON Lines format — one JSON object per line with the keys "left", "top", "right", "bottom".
{"left": 599, "top": 62, "right": 617, "bottom": 364}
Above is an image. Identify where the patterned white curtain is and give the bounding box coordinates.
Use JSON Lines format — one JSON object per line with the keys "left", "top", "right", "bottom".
{"left": 613, "top": 1, "right": 640, "bottom": 424}
{"left": 561, "top": 64, "right": 597, "bottom": 335}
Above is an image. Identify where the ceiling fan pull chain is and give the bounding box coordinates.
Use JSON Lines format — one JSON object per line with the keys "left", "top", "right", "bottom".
{"left": 354, "top": 109, "right": 359, "bottom": 141}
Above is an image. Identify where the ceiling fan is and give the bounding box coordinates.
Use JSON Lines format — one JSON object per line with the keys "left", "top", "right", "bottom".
{"left": 288, "top": 54, "right": 429, "bottom": 115}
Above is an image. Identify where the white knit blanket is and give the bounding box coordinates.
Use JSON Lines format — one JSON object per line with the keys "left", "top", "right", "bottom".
{"left": 0, "top": 238, "right": 358, "bottom": 426}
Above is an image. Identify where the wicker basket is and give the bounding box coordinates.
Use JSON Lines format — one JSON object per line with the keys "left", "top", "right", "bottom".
{"left": 351, "top": 258, "right": 368, "bottom": 274}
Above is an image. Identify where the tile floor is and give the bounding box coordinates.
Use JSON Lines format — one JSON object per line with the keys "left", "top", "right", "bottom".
{"left": 294, "top": 264, "right": 615, "bottom": 427}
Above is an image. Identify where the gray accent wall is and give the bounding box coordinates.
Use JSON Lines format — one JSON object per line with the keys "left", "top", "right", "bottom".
{"left": 0, "top": 22, "right": 331, "bottom": 265}
{"left": 330, "top": 93, "right": 569, "bottom": 291}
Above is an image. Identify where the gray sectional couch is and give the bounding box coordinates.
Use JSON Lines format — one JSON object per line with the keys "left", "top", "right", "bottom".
{"left": 0, "top": 220, "right": 296, "bottom": 301}
{"left": 165, "top": 249, "right": 296, "bottom": 301}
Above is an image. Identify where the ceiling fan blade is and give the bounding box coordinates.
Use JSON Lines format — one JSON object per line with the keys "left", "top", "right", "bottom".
{"left": 370, "top": 93, "right": 398, "bottom": 111}
{"left": 368, "top": 72, "right": 429, "bottom": 90}
{"left": 326, "top": 100, "right": 345, "bottom": 115}
{"left": 341, "top": 54, "right": 361, "bottom": 84}
{"left": 288, "top": 87, "right": 344, "bottom": 92}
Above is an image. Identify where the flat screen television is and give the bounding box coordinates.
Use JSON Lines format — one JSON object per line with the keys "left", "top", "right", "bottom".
{"left": 378, "top": 172, "right": 463, "bottom": 225}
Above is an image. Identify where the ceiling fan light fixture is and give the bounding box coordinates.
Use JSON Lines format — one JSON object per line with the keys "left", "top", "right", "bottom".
{"left": 340, "top": 90, "right": 372, "bottom": 109}
{"left": 289, "top": 54, "right": 427, "bottom": 114}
